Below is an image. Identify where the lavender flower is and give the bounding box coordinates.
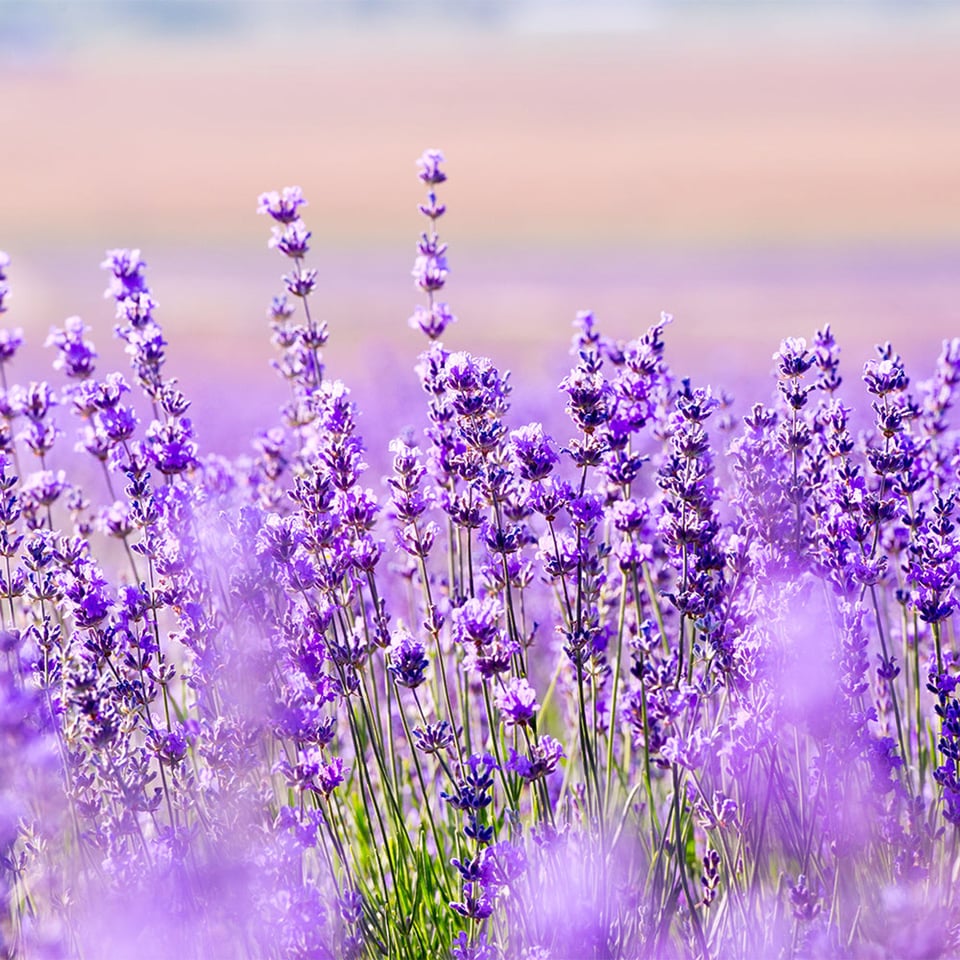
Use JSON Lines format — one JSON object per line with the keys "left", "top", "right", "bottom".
{"left": 506, "top": 735, "right": 565, "bottom": 782}
{"left": 410, "top": 149, "right": 456, "bottom": 340}
{"left": 509, "top": 423, "right": 559, "bottom": 482}
{"left": 0, "top": 327, "right": 22, "bottom": 365}
{"left": 0, "top": 251, "right": 10, "bottom": 318}
{"left": 494, "top": 676, "right": 539, "bottom": 727}
{"left": 388, "top": 628, "right": 429, "bottom": 689}
{"left": 257, "top": 185, "right": 308, "bottom": 223}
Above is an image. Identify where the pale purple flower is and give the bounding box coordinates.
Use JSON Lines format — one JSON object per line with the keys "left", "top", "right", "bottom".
{"left": 409, "top": 302, "right": 456, "bottom": 339}
{"left": 101, "top": 247, "right": 148, "bottom": 299}
{"left": 46, "top": 315, "right": 97, "bottom": 379}
{"left": 257, "top": 185, "right": 308, "bottom": 223}
{"left": 268, "top": 219, "right": 311, "bottom": 259}
{"left": 417, "top": 149, "right": 447, "bottom": 185}
{"left": 0, "top": 327, "right": 22, "bottom": 363}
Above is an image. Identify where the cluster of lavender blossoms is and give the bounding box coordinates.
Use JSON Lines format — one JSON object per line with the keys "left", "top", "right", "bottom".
{"left": 1, "top": 151, "right": 959, "bottom": 960}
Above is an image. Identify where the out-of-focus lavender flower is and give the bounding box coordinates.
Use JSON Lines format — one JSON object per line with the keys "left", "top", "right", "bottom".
{"left": 417, "top": 149, "right": 447, "bottom": 185}
{"left": 115, "top": 291, "right": 157, "bottom": 329}
{"left": 412, "top": 249, "right": 449, "bottom": 293}
{"left": 506, "top": 735, "right": 565, "bottom": 782}
{"left": 283, "top": 266, "right": 318, "bottom": 299}
{"left": 0, "top": 251, "right": 10, "bottom": 316}
{"left": 451, "top": 595, "right": 518, "bottom": 678}
{"left": 269, "top": 220, "right": 311, "bottom": 259}
{"left": 449, "top": 881, "right": 493, "bottom": 922}
{"left": 789, "top": 874, "right": 822, "bottom": 922}
{"left": 46, "top": 315, "right": 97, "bottom": 379}
{"left": 494, "top": 676, "right": 539, "bottom": 727}
{"left": 0, "top": 328, "right": 23, "bottom": 366}
{"left": 101, "top": 247, "right": 148, "bottom": 300}
{"left": 409, "top": 301, "right": 456, "bottom": 339}
{"left": 700, "top": 848, "right": 721, "bottom": 907}
{"left": 452, "top": 595, "right": 503, "bottom": 648}
{"left": 418, "top": 186, "right": 446, "bottom": 219}
{"left": 257, "top": 185, "right": 308, "bottom": 223}
{"left": 812, "top": 323, "right": 842, "bottom": 393}
{"left": 268, "top": 292, "right": 296, "bottom": 324}
{"left": 17, "top": 381, "right": 57, "bottom": 424}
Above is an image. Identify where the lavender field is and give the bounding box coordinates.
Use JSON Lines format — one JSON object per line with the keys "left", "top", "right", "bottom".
{"left": 2, "top": 8, "right": 960, "bottom": 960}
{"left": 0, "top": 145, "right": 957, "bottom": 959}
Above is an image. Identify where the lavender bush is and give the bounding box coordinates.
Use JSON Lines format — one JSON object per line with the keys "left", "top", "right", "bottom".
{"left": 0, "top": 152, "right": 958, "bottom": 960}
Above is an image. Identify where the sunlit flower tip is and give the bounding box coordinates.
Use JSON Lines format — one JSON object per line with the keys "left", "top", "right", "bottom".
{"left": 416, "top": 149, "right": 447, "bottom": 185}
{"left": 0, "top": 250, "right": 9, "bottom": 281}
{"left": 101, "top": 248, "right": 146, "bottom": 279}
{"left": 257, "top": 185, "right": 308, "bottom": 223}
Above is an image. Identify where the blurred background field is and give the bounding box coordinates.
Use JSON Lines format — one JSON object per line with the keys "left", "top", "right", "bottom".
{"left": 2, "top": 0, "right": 959, "bottom": 459}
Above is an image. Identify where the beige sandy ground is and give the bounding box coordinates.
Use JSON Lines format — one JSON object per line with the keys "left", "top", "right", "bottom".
{"left": 2, "top": 20, "right": 959, "bottom": 452}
